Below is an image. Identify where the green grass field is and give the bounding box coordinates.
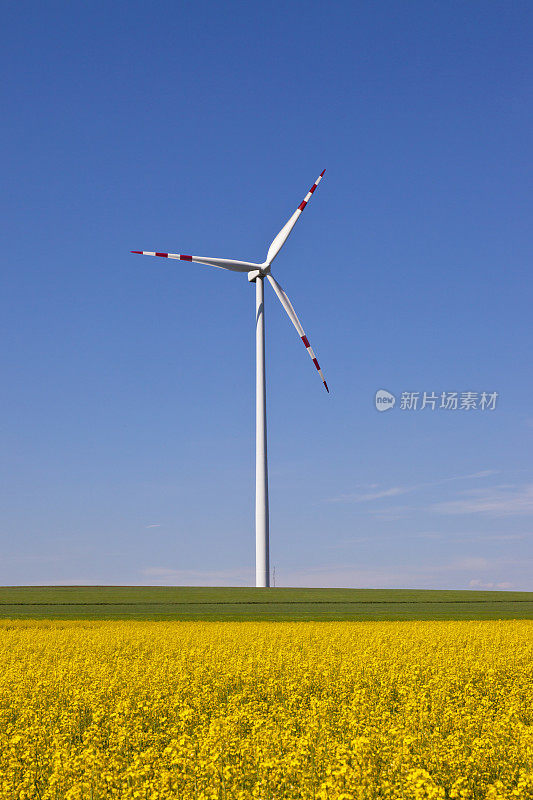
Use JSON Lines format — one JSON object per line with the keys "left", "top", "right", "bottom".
{"left": 0, "top": 586, "right": 532, "bottom": 620}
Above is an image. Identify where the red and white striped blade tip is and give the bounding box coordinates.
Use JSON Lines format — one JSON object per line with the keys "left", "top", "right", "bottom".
{"left": 302, "top": 335, "right": 329, "bottom": 393}
{"left": 131, "top": 251, "right": 193, "bottom": 260}
{"left": 298, "top": 170, "right": 326, "bottom": 210}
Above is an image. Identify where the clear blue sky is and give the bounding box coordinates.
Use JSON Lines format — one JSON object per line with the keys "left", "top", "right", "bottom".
{"left": 1, "top": 1, "right": 532, "bottom": 589}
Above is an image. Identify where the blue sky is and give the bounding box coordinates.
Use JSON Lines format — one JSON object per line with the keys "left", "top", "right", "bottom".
{"left": 1, "top": 1, "right": 532, "bottom": 589}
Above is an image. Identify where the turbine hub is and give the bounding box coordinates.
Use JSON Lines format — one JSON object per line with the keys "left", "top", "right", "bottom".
{"left": 248, "top": 265, "right": 270, "bottom": 282}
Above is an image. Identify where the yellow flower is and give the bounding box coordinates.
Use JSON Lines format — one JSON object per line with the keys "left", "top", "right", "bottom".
{"left": 0, "top": 619, "right": 531, "bottom": 798}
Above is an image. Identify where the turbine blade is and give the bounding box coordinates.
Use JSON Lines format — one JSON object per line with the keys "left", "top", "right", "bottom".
{"left": 267, "top": 274, "right": 329, "bottom": 392}
{"left": 266, "top": 170, "right": 325, "bottom": 265}
{"left": 131, "top": 251, "right": 261, "bottom": 273}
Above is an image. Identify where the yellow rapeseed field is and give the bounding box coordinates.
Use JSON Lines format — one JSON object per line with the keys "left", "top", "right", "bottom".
{"left": 0, "top": 620, "right": 532, "bottom": 799}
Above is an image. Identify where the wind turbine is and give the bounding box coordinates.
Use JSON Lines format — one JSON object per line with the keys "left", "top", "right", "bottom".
{"left": 132, "top": 170, "right": 328, "bottom": 588}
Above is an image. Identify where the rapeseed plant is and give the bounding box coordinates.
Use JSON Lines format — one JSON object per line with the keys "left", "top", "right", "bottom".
{"left": 0, "top": 620, "right": 531, "bottom": 799}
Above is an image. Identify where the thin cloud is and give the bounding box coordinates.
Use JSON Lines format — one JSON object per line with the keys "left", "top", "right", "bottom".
{"left": 278, "top": 557, "right": 529, "bottom": 590}
{"left": 145, "top": 524, "right": 162, "bottom": 528}
{"left": 137, "top": 559, "right": 532, "bottom": 590}
{"left": 368, "top": 504, "right": 419, "bottom": 520}
{"left": 457, "top": 532, "right": 528, "bottom": 542}
{"left": 329, "top": 470, "right": 499, "bottom": 504}
{"left": 469, "top": 579, "right": 515, "bottom": 590}
{"left": 431, "top": 484, "right": 533, "bottom": 517}
{"left": 140, "top": 567, "right": 251, "bottom": 586}
{"left": 344, "top": 487, "right": 405, "bottom": 503}
{"left": 336, "top": 530, "right": 529, "bottom": 545}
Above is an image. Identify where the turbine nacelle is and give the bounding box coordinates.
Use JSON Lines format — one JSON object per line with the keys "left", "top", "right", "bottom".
{"left": 247, "top": 265, "right": 271, "bottom": 282}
